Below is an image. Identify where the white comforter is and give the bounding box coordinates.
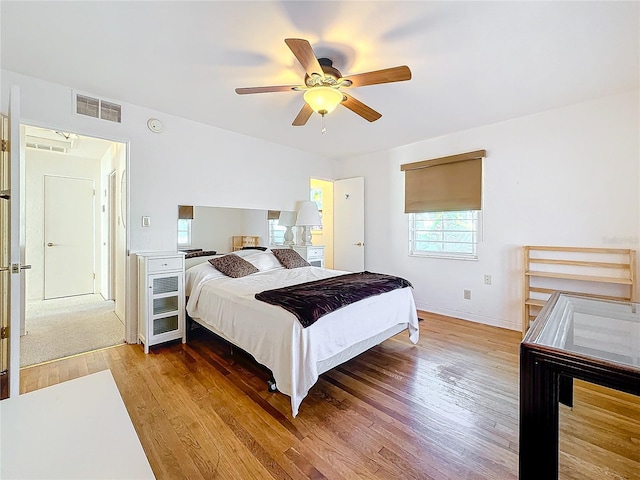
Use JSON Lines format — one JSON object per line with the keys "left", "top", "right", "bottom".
{"left": 186, "top": 263, "right": 419, "bottom": 417}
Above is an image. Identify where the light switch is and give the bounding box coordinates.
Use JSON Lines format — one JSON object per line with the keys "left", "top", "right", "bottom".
{"left": 142, "top": 216, "right": 151, "bottom": 227}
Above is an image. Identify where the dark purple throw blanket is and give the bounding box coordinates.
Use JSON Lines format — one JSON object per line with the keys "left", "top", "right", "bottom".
{"left": 254, "top": 271, "right": 412, "bottom": 328}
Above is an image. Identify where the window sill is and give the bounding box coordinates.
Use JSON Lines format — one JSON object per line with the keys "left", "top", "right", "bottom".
{"left": 409, "top": 252, "right": 478, "bottom": 261}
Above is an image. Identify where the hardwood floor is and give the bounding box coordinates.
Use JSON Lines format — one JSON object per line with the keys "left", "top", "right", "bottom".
{"left": 20, "top": 312, "right": 640, "bottom": 479}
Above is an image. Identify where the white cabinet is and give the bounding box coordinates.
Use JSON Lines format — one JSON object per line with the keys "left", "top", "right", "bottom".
{"left": 137, "top": 252, "right": 185, "bottom": 353}
{"left": 293, "top": 245, "right": 325, "bottom": 268}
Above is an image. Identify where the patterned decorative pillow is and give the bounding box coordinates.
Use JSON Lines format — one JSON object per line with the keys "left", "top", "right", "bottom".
{"left": 209, "top": 254, "right": 258, "bottom": 278}
{"left": 271, "top": 249, "right": 310, "bottom": 269}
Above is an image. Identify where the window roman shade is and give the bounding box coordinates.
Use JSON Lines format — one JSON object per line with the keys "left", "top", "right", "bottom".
{"left": 178, "top": 205, "right": 194, "bottom": 219}
{"left": 401, "top": 150, "right": 485, "bottom": 213}
{"left": 267, "top": 210, "right": 281, "bottom": 221}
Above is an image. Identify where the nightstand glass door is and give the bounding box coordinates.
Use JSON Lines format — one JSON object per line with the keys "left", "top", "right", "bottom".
{"left": 149, "top": 273, "right": 182, "bottom": 339}
{"left": 153, "top": 315, "right": 179, "bottom": 336}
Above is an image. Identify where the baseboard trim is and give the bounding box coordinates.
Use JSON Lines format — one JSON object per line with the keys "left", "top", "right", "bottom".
{"left": 415, "top": 303, "right": 520, "bottom": 331}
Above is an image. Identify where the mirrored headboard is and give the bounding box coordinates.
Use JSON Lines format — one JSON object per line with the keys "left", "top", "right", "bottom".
{"left": 179, "top": 206, "right": 295, "bottom": 254}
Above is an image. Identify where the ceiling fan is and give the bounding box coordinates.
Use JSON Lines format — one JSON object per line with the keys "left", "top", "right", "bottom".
{"left": 235, "top": 38, "right": 412, "bottom": 129}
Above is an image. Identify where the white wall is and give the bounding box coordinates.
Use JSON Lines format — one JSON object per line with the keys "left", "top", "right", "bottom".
{"left": 336, "top": 89, "right": 640, "bottom": 331}
{"left": 25, "top": 149, "right": 101, "bottom": 301}
{"left": 2, "top": 70, "right": 337, "bottom": 341}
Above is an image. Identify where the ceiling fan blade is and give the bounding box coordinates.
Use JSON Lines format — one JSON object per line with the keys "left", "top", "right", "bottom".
{"left": 341, "top": 66, "right": 411, "bottom": 87}
{"left": 285, "top": 38, "right": 324, "bottom": 79}
{"left": 235, "top": 85, "right": 302, "bottom": 95}
{"left": 292, "top": 103, "right": 313, "bottom": 126}
{"left": 341, "top": 93, "right": 382, "bottom": 122}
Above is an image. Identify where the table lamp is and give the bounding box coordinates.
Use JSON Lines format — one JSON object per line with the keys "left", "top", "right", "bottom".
{"left": 278, "top": 210, "right": 297, "bottom": 246}
{"left": 295, "top": 201, "right": 321, "bottom": 246}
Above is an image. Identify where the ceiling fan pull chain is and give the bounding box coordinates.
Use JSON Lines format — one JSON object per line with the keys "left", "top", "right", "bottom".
{"left": 321, "top": 113, "right": 327, "bottom": 134}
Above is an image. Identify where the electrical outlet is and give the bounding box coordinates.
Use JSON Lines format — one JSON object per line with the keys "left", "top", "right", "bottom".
{"left": 484, "top": 274, "right": 492, "bottom": 285}
{"left": 464, "top": 289, "right": 471, "bottom": 300}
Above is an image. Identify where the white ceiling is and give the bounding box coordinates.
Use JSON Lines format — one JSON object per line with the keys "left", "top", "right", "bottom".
{"left": 2, "top": 1, "right": 638, "bottom": 160}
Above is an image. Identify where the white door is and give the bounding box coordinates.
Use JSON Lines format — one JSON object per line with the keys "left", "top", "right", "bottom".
{"left": 333, "top": 177, "right": 365, "bottom": 272}
{"left": 5, "top": 86, "right": 27, "bottom": 397}
{"left": 44, "top": 175, "right": 95, "bottom": 299}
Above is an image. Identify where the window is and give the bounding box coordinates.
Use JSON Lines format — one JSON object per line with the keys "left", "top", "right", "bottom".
{"left": 268, "top": 210, "right": 286, "bottom": 245}
{"left": 177, "top": 219, "right": 191, "bottom": 247}
{"left": 409, "top": 210, "right": 479, "bottom": 259}
{"left": 401, "top": 150, "right": 485, "bottom": 260}
{"left": 268, "top": 219, "right": 286, "bottom": 245}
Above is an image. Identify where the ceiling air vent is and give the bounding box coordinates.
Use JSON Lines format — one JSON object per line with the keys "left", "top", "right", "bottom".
{"left": 26, "top": 142, "right": 68, "bottom": 153}
{"left": 25, "top": 128, "right": 78, "bottom": 154}
{"left": 76, "top": 94, "right": 122, "bottom": 123}
{"left": 101, "top": 100, "right": 122, "bottom": 123}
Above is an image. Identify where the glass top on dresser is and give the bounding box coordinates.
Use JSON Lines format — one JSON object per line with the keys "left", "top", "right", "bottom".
{"left": 526, "top": 293, "right": 640, "bottom": 370}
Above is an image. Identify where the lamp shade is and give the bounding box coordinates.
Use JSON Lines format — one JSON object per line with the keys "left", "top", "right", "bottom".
{"left": 296, "top": 201, "right": 322, "bottom": 226}
{"left": 303, "top": 86, "right": 343, "bottom": 115}
{"left": 278, "top": 210, "right": 297, "bottom": 227}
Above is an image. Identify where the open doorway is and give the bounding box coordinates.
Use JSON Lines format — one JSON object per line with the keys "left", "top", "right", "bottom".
{"left": 20, "top": 126, "right": 127, "bottom": 367}
{"left": 310, "top": 178, "right": 334, "bottom": 269}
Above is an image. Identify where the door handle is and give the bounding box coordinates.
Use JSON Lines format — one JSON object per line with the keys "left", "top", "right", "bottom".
{"left": 4, "top": 264, "right": 31, "bottom": 273}
{"left": 47, "top": 242, "right": 56, "bottom": 247}
{"left": 353, "top": 242, "right": 364, "bottom": 247}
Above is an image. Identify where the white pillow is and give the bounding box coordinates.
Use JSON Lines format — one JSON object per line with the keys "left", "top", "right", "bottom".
{"left": 235, "top": 250, "right": 283, "bottom": 272}
{"left": 185, "top": 261, "right": 225, "bottom": 296}
{"left": 233, "top": 248, "right": 269, "bottom": 257}
{"left": 185, "top": 254, "right": 221, "bottom": 270}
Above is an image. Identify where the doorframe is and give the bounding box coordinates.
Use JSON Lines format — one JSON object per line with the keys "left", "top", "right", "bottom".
{"left": 8, "top": 86, "right": 24, "bottom": 397}
{"left": 1, "top": 115, "right": 9, "bottom": 399}
{"left": 16, "top": 118, "right": 132, "bottom": 345}
{"left": 309, "top": 177, "right": 334, "bottom": 269}
{"left": 108, "top": 170, "right": 117, "bottom": 301}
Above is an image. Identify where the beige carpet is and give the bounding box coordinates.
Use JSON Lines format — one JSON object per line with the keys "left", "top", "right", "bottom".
{"left": 21, "top": 294, "right": 125, "bottom": 367}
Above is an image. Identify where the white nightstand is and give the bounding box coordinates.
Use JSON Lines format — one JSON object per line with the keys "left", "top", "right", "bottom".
{"left": 292, "top": 245, "right": 325, "bottom": 268}
{"left": 137, "top": 252, "right": 186, "bottom": 353}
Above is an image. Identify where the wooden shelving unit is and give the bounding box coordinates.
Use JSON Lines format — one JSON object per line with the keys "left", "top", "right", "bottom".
{"left": 522, "top": 246, "right": 636, "bottom": 334}
{"left": 232, "top": 235, "right": 259, "bottom": 252}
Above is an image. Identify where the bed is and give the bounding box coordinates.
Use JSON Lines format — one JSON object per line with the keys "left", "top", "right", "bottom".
{"left": 185, "top": 249, "right": 419, "bottom": 417}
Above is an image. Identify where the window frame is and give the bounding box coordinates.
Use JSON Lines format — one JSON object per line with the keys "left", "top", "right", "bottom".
{"left": 408, "top": 210, "right": 480, "bottom": 260}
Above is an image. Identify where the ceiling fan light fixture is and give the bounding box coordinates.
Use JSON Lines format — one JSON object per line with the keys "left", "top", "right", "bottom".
{"left": 303, "top": 86, "right": 343, "bottom": 115}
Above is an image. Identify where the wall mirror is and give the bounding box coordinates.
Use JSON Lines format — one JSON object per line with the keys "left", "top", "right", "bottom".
{"left": 178, "top": 206, "right": 297, "bottom": 254}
